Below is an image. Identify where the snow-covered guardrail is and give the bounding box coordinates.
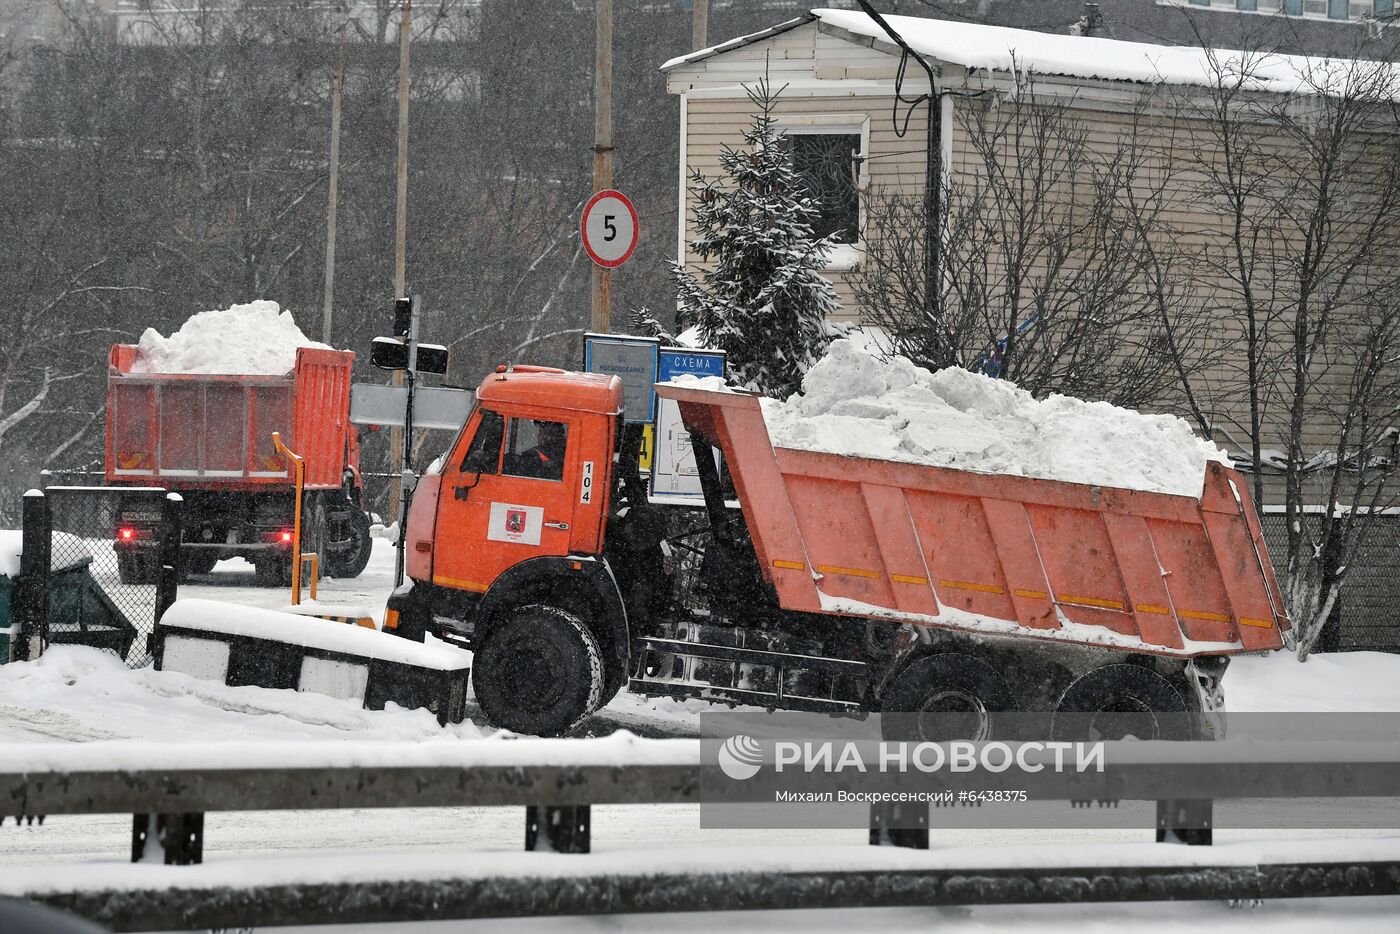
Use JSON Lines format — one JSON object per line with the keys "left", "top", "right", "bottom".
{"left": 3, "top": 737, "right": 1398, "bottom": 930}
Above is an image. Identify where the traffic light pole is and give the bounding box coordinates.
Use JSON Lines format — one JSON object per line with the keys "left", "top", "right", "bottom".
{"left": 393, "top": 296, "right": 420, "bottom": 589}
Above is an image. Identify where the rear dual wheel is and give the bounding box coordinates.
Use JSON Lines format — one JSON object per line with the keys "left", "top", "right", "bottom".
{"left": 881, "top": 653, "right": 1015, "bottom": 742}
{"left": 1052, "top": 664, "right": 1191, "bottom": 741}
{"left": 116, "top": 552, "right": 159, "bottom": 586}
{"left": 323, "top": 507, "right": 372, "bottom": 579}
{"left": 180, "top": 549, "right": 220, "bottom": 579}
{"left": 472, "top": 604, "right": 604, "bottom": 737}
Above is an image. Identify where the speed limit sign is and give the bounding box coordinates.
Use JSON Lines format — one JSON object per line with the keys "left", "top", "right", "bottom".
{"left": 581, "top": 189, "right": 639, "bottom": 268}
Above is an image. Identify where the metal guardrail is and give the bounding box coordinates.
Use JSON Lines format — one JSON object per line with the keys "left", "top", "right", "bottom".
{"left": 3, "top": 742, "right": 1399, "bottom": 930}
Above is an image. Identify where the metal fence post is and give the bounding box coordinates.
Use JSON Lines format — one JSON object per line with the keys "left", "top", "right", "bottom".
{"left": 1156, "top": 799, "right": 1213, "bottom": 845}
{"left": 525, "top": 805, "right": 591, "bottom": 854}
{"left": 132, "top": 812, "right": 204, "bottom": 865}
{"left": 155, "top": 493, "right": 183, "bottom": 625}
{"left": 869, "top": 801, "right": 930, "bottom": 850}
{"left": 14, "top": 490, "right": 51, "bottom": 662}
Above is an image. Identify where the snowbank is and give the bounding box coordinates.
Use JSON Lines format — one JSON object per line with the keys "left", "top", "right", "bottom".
{"left": 132, "top": 300, "right": 329, "bottom": 375}
{"left": 0, "top": 530, "right": 94, "bottom": 578}
{"left": 1226, "top": 651, "right": 1400, "bottom": 713}
{"left": 161, "top": 599, "right": 470, "bottom": 670}
{"left": 0, "top": 646, "right": 484, "bottom": 744}
{"left": 0, "top": 530, "right": 18, "bottom": 578}
{"left": 758, "top": 340, "right": 1229, "bottom": 498}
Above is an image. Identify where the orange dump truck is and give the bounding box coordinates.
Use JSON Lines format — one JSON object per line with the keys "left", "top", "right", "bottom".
{"left": 387, "top": 365, "right": 1288, "bottom": 736}
{"left": 105, "top": 345, "right": 372, "bottom": 584}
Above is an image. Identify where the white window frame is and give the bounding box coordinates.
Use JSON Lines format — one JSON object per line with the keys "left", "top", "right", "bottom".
{"left": 1158, "top": 0, "right": 1383, "bottom": 19}
{"left": 773, "top": 113, "right": 870, "bottom": 272}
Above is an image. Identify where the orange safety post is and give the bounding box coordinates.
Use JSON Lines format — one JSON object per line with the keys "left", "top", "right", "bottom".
{"left": 271, "top": 432, "right": 318, "bottom": 606}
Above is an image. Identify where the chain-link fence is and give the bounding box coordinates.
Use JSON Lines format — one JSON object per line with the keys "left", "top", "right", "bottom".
{"left": 18, "top": 487, "right": 180, "bottom": 667}
{"left": 1260, "top": 512, "right": 1400, "bottom": 653}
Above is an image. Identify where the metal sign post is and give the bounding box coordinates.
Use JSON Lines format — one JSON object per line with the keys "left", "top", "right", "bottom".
{"left": 367, "top": 295, "right": 451, "bottom": 589}
{"left": 394, "top": 296, "right": 422, "bottom": 588}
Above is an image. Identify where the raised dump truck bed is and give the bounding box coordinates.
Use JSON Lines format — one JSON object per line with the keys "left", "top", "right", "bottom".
{"left": 658, "top": 381, "right": 1288, "bottom": 658}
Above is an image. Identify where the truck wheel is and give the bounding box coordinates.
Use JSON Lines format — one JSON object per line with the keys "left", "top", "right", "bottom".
{"left": 181, "top": 549, "right": 220, "bottom": 579}
{"left": 117, "top": 552, "right": 158, "bottom": 586}
{"left": 473, "top": 605, "right": 603, "bottom": 736}
{"left": 254, "top": 554, "right": 293, "bottom": 588}
{"left": 323, "top": 508, "right": 372, "bottom": 579}
{"left": 881, "top": 653, "right": 1014, "bottom": 742}
{"left": 1053, "top": 664, "right": 1190, "bottom": 741}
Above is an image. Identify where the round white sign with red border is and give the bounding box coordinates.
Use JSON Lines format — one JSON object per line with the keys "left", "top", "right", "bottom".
{"left": 581, "top": 189, "right": 639, "bottom": 269}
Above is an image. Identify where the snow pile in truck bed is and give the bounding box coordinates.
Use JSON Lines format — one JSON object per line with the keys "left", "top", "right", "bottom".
{"left": 759, "top": 340, "right": 1229, "bottom": 498}
{"left": 131, "top": 300, "right": 330, "bottom": 375}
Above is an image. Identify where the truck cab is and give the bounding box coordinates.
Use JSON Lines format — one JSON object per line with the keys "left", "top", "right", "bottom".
{"left": 386, "top": 365, "right": 631, "bottom": 734}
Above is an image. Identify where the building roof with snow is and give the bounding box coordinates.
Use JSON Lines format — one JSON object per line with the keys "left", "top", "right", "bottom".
{"left": 663, "top": 8, "right": 1398, "bottom": 100}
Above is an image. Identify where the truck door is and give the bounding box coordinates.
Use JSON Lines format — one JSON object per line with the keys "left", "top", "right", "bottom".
{"left": 432, "top": 407, "right": 579, "bottom": 594}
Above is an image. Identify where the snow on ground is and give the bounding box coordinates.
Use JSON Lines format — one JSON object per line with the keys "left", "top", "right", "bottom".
{"left": 131, "top": 300, "right": 329, "bottom": 375}
{"left": 1226, "top": 651, "right": 1400, "bottom": 712}
{"left": 754, "top": 339, "right": 1229, "bottom": 497}
{"left": 3, "top": 537, "right": 1398, "bottom": 911}
{"left": 272, "top": 897, "right": 1400, "bottom": 934}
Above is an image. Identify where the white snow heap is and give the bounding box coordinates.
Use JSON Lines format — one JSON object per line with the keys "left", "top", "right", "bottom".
{"left": 132, "top": 300, "right": 330, "bottom": 376}
{"left": 758, "top": 340, "right": 1230, "bottom": 498}
{"left": 0, "top": 530, "right": 19, "bottom": 579}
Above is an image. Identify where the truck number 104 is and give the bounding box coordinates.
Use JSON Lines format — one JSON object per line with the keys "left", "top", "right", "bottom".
{"left": 581, "top": 461, "right": 595, "bottom": 504}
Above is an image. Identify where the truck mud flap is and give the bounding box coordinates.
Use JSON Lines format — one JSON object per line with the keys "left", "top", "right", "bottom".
{"left": 629, "top": 635, "right": 867, "bottom": 714}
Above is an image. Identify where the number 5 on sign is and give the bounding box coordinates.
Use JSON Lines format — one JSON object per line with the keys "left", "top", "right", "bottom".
{"left": 581, "top": 190, "right": 639, "bottom": 268}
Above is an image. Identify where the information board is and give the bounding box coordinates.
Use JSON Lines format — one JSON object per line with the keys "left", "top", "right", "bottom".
{"left": 650, "top": 346, "right": 726, "bottom": 504}
{"left": 583, "top": 333, "right": 660, "bottom": 424}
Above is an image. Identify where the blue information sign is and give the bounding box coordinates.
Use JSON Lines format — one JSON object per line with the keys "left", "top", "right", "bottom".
{"left": 583, "top": 333, "right": 660, "bottom": 424}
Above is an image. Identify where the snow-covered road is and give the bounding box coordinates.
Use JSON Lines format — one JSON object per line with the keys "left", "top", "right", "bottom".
{"left": 2, "top": 538, "right": 1399, "bottom": 931}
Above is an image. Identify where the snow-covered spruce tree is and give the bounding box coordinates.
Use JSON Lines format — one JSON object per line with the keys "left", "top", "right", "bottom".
{"left": 672, "top": 78, "right": 839, "bottom": 398}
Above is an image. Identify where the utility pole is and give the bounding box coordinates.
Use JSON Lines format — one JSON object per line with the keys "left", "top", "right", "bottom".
{"left": 591, "top": 0, "right": 613, "bottom": 334}
{"left": 692, "top": 0, "right": 708, "bottom": 50}
{"left": 320, "top": 15, "right": 349, "bottom": 344}
{"left": 389, "top": 0, "right": 412, "bottom": 515}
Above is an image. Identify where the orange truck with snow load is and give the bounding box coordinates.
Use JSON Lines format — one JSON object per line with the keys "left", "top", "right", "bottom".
{"left": 105, "top": 344, "right": 372, "bottom": 585}
{"left": 386, "top": 364, "right": 1289, "bottom": 736}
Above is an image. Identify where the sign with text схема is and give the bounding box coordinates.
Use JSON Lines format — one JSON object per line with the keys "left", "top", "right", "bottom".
{"left": 651, "top": 347, "right": 726, "bottom": 504}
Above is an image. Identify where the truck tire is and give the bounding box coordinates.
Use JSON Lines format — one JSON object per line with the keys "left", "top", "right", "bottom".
{"left": 323, "top": 508, "right": 372, "bottom": 579}
{"left": 881, "top": 653, "right": 1014, "bottom": 742}
{"left": 473, "top": 604, "right": 603, "bottom": 736}
{"left": 1053, "top": 664, "right": 1190, "bottom": 741}
{"left": 181, "top": 549, "right": 220, "bottom": 578}
{"left": 117, "top": 552, "right": 158, "bottom": 585}
{"left": 254, "top": 554, "right": 293, "bottom": 588}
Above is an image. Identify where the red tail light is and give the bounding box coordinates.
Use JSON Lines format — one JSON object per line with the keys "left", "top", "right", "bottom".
{"left": 118, "top": 527, "right": 135, "bottom": 541}
{"left": 280, "top": 530, "right": 294, "bottom": 544}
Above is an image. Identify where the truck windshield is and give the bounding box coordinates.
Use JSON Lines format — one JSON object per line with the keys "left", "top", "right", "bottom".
{"left": 461, "top": 409, "right": 504, "bottom": 474}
